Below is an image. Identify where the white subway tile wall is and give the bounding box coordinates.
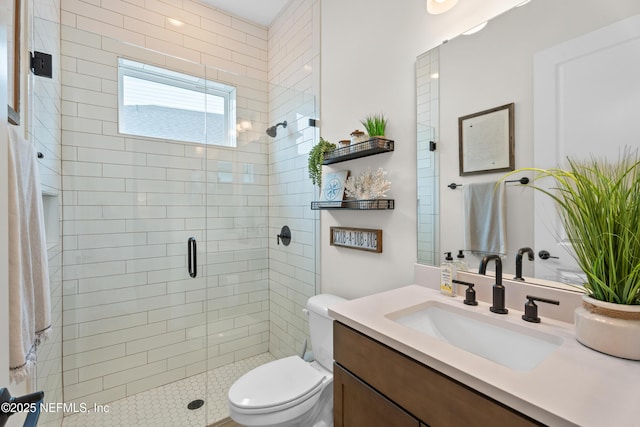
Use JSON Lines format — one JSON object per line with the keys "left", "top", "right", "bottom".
{"left": 0, "top": 1, "right": 315, "bottom": 424}
{"left": 267, "top": 0, "right": 320, "bottom": 359}
{"left": 57, "top": 0, "right": 319, "bottom": 414}
{"left": 416, "top": 49, "right": 440, "bottom": 265}
{"left": 31, "top": 0, "right": 64, "bottom": 425}
{"left": 59, "top": 0, "right": 271, "bottom": 407}
{"left": 60, "top": 36, "right": 271, "bottom": 407}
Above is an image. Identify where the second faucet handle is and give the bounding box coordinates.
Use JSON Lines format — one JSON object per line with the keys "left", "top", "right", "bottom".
{"left": 453, "top": 280, "right": 478, "bottom": 306}
{"left": 522, "top": 295, "right": 560, "bottom": 323}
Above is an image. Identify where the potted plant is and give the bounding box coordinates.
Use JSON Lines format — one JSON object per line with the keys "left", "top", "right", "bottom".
{"left": 360, "top": 113, "right": 387, "bottom": 138}
{"left": 308, "top": 137, "right": 336, "bottom": 194}
{"left": 506, "top": 152, "right": 640, "bottom": 359}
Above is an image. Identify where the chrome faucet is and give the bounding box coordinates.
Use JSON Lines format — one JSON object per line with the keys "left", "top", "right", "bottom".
{"left": 514, "top": 247, "right": 534, "bottom": 281}
{"left": 478, "top": 254, "right": 508, "bottom": 314}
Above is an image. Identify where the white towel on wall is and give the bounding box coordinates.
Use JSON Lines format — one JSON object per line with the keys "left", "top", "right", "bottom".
{"left": 7, "top": 125, "right": 51, "bottom": 383}
{"left": 463, "top": 181, "right": 507, "bottom": 255}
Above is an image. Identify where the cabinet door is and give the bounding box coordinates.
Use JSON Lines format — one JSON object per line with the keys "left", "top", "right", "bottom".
{"left": 334, "top": 363, "right": 420, "bottom": 427}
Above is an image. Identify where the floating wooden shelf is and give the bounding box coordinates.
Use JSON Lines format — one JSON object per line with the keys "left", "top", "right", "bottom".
{"left": 323, "top": 138, "right": 394, "bottom": 165}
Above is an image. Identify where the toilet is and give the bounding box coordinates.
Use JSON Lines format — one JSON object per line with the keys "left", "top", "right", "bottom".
{"left": 227, "top": 294, "right": 346, "bottom": 427}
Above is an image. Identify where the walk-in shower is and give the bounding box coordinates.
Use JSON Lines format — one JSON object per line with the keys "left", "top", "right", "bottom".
{"left": 32, "top": 28, "right": 318, "bottom": 427}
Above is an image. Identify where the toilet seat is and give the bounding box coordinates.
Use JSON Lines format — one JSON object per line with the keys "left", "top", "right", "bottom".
{"left": 228, "top": 356, "right": 326, "bottom": 414}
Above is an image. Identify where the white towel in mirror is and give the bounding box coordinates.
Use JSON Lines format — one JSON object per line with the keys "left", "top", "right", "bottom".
{"left": 463, "top": 181, "right": 507, "bottom": 255}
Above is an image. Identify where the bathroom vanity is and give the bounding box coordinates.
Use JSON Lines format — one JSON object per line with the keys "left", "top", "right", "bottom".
{"left": 330, "top": 285, "right": 640, "bottom": 427}
{"left": 334, "top": 322, "right": 539, "bottom": 426}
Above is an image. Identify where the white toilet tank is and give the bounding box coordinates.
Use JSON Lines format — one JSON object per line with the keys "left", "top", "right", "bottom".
{"left": 307, "top": 294, "right": 346, "bottom": 372}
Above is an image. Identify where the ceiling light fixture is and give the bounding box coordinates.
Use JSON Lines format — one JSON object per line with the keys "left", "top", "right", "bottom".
{"left": 426, "top": 0, "right": 458, "bottom": 15}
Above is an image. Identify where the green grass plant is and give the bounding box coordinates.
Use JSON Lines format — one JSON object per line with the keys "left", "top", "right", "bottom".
{"left": 506, "top": 152, "right": 640, "bottom": 305}
{"left": 360, "top": 113, "right": 387, "bottom": 137}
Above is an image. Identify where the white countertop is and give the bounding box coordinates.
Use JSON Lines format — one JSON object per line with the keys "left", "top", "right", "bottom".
{"left": 328, "top": 284, "right": 640, "bottom": 427}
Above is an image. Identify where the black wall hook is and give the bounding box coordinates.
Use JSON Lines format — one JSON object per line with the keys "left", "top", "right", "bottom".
{"left": 30, "top": 51, "right": 53, "bottom": 78}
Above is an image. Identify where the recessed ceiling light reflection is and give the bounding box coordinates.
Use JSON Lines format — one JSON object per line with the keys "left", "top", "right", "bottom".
{"left": 167, "top": 18, "right": 184, "bottom": 27}
{"left": 462, "top": 21, "right": 488, "bottom": 35}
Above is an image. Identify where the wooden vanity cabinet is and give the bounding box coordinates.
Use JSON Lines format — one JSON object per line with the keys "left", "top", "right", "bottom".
{"left": 333, "top": 321, "right": 543, "bottom": 427}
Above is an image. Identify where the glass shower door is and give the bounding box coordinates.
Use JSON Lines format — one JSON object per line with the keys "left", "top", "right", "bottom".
{"left": 58, "top": 32, "right": 317, "bottom": 427}
{"left": 202, "top": 70, "right": 318, "bottom": 424}
{"left": 59, "top": 39, "right": 212, "bottom": 427}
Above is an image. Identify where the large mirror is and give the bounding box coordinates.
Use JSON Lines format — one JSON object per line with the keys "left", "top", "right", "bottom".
{"left": 417, "top": 0, "right": 640, "bottom": 287}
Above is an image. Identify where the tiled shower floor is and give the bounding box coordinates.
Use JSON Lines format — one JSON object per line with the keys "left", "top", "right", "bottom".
{"left": 56, "top": 353, "right": 274, "bottom": 427}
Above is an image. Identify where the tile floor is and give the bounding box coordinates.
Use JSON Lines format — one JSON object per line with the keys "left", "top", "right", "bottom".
{"left": 45, "top": 353, "right": 274, "bottom": 427}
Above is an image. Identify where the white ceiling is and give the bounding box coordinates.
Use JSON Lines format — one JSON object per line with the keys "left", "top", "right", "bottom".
{"left": 199, "top": 0, "right": 290, "bottom": 26}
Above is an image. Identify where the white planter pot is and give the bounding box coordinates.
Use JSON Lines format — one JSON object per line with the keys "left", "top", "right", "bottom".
{"left": 574, "top": 295, "right": 640, "bottom": 360}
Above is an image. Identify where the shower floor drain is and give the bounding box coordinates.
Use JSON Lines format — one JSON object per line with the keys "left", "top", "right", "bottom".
{"left": 187, "top": 399, "right": 205, "bottom": 410}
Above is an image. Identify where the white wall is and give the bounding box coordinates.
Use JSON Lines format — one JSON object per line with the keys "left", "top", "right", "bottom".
{"left": 319, "top": 0, "right": 523, "bottom": 298}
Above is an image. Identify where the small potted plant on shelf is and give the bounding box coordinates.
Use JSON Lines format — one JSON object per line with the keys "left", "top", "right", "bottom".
{"left": 308, "top": 137, "right": 336, "bottom": 195}
{"left": 360, "top": 113, "right": 388, "bottom": 138}
{"left": 505, "top": 151, "right": 640, "bottom": 360}
{"left": 345, "top": 167, "right": 391, "bottom": 208}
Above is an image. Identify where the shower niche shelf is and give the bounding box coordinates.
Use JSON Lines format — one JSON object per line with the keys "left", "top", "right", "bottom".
{"left": 311, "top": 199, "right": 395, "bottom": 210}
{"left": 322, "top": 137, "right": 394, "bottom": 165}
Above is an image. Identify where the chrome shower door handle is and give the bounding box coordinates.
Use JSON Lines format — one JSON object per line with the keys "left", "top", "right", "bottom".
{"left": 188, "top": 237, "right": 197, "bottom": 278}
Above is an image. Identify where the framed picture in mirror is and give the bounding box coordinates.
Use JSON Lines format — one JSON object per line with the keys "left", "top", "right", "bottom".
{"left": 458, "top": 103, "right": 514, "bottom": 175}
{"left": 7, "top": 0, "right": 21, "bottom": 125}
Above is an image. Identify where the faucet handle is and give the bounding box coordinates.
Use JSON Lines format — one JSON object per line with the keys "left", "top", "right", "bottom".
{"left": 453, "top": 280, "right": 478, "bottom": 306}
{"left": 522, "top": 295, "right": 560, "bottom": 323}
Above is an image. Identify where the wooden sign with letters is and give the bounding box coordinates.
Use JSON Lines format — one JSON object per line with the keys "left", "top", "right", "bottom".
{"left": 330, "top": 227, "right": 382, "bottom": 253}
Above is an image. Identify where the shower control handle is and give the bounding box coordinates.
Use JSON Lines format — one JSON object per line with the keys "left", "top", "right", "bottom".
{"left": 188, "top": 237, "right": 197, "bottom": 278}
{"left": 277, "top": 225, "right": 291, "bottom": 246}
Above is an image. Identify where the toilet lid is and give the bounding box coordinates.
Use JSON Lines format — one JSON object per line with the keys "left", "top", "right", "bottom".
{"left": 228, "top": 356, "right": 325, "bottom": 410}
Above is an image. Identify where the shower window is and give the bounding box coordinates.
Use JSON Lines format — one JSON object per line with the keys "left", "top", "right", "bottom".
{"left": 117, "top": 58, "right": 237, "bottom": 147}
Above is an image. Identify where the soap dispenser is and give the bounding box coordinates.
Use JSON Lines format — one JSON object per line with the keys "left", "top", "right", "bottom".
{"left": 440, "top": 252, "right": 456, "bottom": 297}
{"left": 454, "top": 250, "right": 468, "bottom": 272}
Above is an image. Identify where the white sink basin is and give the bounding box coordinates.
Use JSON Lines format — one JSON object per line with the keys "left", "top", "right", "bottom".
{"left": 386, "top": 301, "right": 563, "bottom": 371}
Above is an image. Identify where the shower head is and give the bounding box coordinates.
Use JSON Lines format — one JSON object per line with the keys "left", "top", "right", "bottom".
{"left": 266, "top": 121, "right": 287, "bottom": 137}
